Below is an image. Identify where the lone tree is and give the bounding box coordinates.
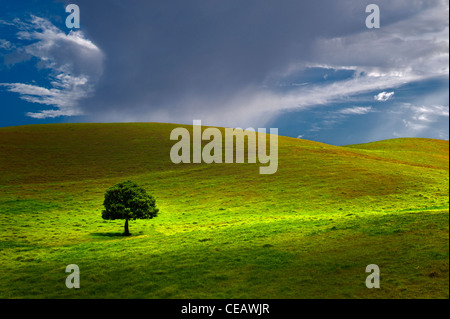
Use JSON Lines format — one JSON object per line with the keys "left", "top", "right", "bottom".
{"left": 102, "top": 180, "right": 159, "bottom": 236}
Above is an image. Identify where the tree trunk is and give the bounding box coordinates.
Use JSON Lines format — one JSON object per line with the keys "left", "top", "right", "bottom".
{"left": 124, "top": 218, "right": 130, "bottom": 236}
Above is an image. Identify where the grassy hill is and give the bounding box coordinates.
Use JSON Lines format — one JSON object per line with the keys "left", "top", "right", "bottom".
{"left": 0, "top": 123, "right": 448, "bottom": 298}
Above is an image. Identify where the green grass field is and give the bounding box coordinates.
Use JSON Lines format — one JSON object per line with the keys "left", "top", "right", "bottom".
{"left": 0, "top": 123, "right": 448, "bottom": 299}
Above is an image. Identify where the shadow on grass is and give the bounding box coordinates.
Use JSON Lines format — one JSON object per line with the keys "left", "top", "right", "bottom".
{"left": 90, "top": 232, "right": 125, "bottom": 238}
{"left": 90, "top": 231, "right": 144, "bottom": 238}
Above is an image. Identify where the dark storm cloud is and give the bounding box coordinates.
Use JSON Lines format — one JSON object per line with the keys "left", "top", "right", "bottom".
{"left": 57, "top": 0, "right": 445, "bottom": 126}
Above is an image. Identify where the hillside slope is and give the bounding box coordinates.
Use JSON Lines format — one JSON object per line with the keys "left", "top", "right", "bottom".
{"left": 0, "top": 123, "right": 448, "bottom": 298}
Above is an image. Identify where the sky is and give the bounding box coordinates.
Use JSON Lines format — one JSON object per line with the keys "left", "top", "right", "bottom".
{"left": 0, "top": 0, "right": 448, "bottom": 145}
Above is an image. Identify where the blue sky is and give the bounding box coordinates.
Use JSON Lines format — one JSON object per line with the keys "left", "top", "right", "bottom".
{"left": 0, "top": 0, "right": 448, "bottom": 145}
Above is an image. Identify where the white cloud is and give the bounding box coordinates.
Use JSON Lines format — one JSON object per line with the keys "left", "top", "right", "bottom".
{"left": 402, "top": 119, "right": 428, "bottom": 131}
{"left": 0, "top": 16, "right": 104, "bottom": 119}
{"left": 379, "top": 103, "right": 449, "bottom": 138}
{"left": 337, "top": 106, "right": 374, "bottom": 115}
{"left": 0, "top": 19, "right": 15, "bottom": 26}
{"left": 0, "top": 80, "right": 87, "bottom": 118}
{"left": 0, "top": 39, "right": 15, "bottom": 50}
{"left": 374, "top": 91, "right": 395, "bottom": 102}
{"left": 410, "top": 104, "right": 449, "bottom": 122}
